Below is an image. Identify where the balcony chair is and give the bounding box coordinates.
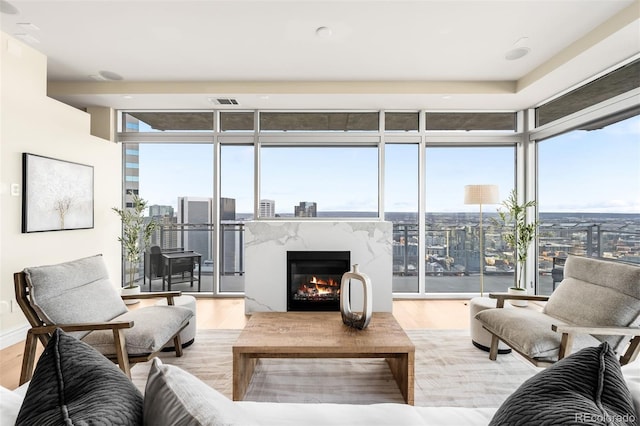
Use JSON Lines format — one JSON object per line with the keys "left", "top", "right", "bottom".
{"left": 475, "top": 255, "right": 640, "bottom": 367}
{"left": 144, "top": 245, "right": 164, "bottom": 286}
{"left": 144, "top": 245, "right": 197, "bottom": 290}
{"left": 14, "top": 254, "right": 194, "bottom": 385}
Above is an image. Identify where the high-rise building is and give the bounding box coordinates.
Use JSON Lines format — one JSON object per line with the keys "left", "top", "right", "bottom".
{"left": 295, "top": 201, "right": 317, "bottom": 217}
{"left": 260, "top": 199, "right": 276, "bottom": 218}
{"left": 177, "top": 197, "right": 212, "bottom": 261}
{"left": 151, "top": 215, "right": 179, "bottom": 250}
{"left": 220, "top": 198, "right": 236, "bottom": 221}
{"left": 123, "top": 139, "right": 140, "bottom": 209}
{"left": 149, "top": 204, "right": 174, "bottom": 218}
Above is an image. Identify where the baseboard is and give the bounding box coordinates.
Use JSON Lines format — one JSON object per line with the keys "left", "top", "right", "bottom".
{"left": 0, "top": 324, "right": 28, "bottom": 350}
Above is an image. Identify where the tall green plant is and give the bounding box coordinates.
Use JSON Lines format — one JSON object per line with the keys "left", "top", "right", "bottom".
{"left": 493, "top": 189, "right": 539, "bottom": 289}
{"left": 112, "top": 192, "right": 157, "bottom": 288}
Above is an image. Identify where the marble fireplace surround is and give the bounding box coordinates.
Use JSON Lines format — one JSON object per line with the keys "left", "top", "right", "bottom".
{"left": 244, "top": 221, "right": 393, "bottom": 314}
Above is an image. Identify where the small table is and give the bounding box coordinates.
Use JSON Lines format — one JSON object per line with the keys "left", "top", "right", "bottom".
{"left": 161, "top": 251, "right": 202, "bottom": 291}
{"left": 232, "top": 312, "right": 415, "bottom": 404}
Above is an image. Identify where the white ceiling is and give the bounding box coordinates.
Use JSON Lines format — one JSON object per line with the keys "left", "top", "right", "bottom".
{"left": 2, "top": 0, "right": 639, "bottom": 111}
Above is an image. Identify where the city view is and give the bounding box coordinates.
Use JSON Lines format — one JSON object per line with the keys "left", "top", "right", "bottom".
{"left": 143, "top": 199, "right": 639, "bottom": 297}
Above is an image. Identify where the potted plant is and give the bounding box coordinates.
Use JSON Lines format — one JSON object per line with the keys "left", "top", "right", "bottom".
{"left": 112, "top": 192, "right": 157, "bottom": 300}
{"left": 493, "top": 189, "right": 539, "bottom": 306}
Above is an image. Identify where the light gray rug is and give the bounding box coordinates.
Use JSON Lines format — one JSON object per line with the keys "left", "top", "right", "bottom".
{"left": 131, "top": 329, "right": 541, "bottom": 407}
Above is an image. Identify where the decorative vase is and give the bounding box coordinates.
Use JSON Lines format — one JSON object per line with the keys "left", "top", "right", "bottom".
{"left": 508, "top": 287, "right": 528, "bottom": 307}
{"left": 340, "top": 264, "right": 372, "bottom": 330}
{"left": 121, "top": 285, "right": 141, "bottom": 305}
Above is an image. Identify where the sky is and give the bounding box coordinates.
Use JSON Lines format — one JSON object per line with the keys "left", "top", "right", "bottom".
{"left": 137, "top": 114, "right": 640, "bottom": 216}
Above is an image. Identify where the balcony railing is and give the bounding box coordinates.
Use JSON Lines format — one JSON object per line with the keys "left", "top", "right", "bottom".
{"left": 133, "top": 219, "right": 639, "bottom": 295}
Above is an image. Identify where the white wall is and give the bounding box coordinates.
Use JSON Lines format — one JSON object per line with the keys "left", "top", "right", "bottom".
{"left": 0, "top": 32, "right": 122, "bottom": 348}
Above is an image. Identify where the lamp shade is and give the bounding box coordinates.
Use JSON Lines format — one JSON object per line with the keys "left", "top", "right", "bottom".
{"left": 464, "top": 185, "right": 499, "bottom": 205}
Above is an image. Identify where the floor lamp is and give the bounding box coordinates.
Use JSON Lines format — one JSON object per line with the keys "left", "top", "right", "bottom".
{"left": 464, "top": 185, "right": 499, "bottom": 296}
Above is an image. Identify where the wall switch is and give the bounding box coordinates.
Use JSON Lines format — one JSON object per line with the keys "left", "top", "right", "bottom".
{"left": 11, "top": 183, "right": 20, "bottom": 196}
{"left": 0, "top": 301, "right": 10, "bottom": 314}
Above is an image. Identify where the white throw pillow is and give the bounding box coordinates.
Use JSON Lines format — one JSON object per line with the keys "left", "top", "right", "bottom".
{"left": 144, "top": 358, "right": 258, "bottom": 426}
{"left": 0, "top": 386, "right": 24, "bottom": 425}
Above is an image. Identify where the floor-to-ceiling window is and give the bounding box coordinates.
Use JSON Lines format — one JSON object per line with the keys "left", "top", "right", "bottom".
{"left": 132, "top": 142, "right": 215, "bottom": 292}
{"left": 537, "top": 114, "right": 640, "bottom": 295}
{"left": 219, "top": 143, "right": 254, "bottom": 292}
{"left": 385, "top": 143, "right": 419, "bottom": 292}
{"left": 424, "top": 146, "right": 516, "bottom": 294}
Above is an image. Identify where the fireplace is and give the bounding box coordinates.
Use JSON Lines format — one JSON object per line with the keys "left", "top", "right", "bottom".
{"left": 287, "top": 251, "right": 350, "bottom": 311}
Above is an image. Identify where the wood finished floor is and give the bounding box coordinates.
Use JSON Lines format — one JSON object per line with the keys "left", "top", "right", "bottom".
{"left": 0, "top": 298, "right": 470, "bottom": 391}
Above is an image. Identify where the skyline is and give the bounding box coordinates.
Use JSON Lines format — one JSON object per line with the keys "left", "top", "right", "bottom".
{"left": 137, "top": 115, "right": 639, "bottom": 216}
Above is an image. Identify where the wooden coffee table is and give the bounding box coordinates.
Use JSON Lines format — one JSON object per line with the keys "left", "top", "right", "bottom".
{"left": 232, "top": 311, "right": 415, "bottom": 404}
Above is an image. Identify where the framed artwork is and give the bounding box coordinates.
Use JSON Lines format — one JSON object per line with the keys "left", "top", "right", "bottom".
{"left": 22, "top": 153, "right": 94, "bottom": 233}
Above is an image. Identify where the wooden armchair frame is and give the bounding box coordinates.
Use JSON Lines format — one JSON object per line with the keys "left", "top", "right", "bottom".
{"left": 15, "top": 272, "right": 188, "bottom": 385}
{"left": 485, "top": 293, "right": 640, "bottom": 367}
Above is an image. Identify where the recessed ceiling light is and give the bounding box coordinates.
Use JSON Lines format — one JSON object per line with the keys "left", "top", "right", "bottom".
{"left": 505, "top": 47, "right": 530, "bottom": 61}
{"left": 98, "top": 70, "right": 123, "bottom": 81}
{"left": 13, "top": 33, "right": 39, "bottom": 44}
{"left": 316, "top": 26, "right": 332, "bottom": 38}
{"left": 0, "top": 1, "right": 19, "bottom": 15}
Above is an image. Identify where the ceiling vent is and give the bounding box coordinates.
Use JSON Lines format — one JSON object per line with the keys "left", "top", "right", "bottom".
{"left": 209, "top": 98, "right": 239, "bottom": 105}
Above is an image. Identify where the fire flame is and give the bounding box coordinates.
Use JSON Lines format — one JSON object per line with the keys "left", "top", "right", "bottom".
{"left": 296, "top": 276, "right": 340, "bottom": 296}
{"left": 309, "top": 276, "right": 338, "bottom": 286}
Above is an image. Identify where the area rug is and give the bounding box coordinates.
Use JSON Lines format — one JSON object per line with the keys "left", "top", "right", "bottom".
{"left": 130, "top": 329, "right": 541, "bottom": 407}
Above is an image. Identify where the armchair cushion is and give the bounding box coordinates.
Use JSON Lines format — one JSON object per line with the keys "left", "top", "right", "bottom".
{"left": 24, "top": 254, "right": 127, "bottom": 340}
{"left": 489, "top": 342, "right": 637, "bottom": 425}
{"left": 82, "top": 305, "right": 193, "bottom": 356}
{"left": 543, "top": 256, "right": 640, "bottom": 351}
{"left": 475, "top": 308, "right": 601, "bottom": 362}
{"left": 15, "top": 328, "right": 143, "bottom": 426}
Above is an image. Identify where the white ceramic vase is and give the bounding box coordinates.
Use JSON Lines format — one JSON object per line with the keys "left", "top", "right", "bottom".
{"left": 340, "top": 264, "right": 372, "bottom": 330}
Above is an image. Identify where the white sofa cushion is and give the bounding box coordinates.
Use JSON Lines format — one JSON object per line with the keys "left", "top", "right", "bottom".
{"left": 0, "top": 386, "right": 23, "bottom": 426}
{"left": 238, "top": 401, "right": 495, "bottom": 426}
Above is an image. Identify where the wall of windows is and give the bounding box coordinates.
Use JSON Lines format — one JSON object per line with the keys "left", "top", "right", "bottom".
{"left": 118, "top": 92, "right": 639, "bottom": 297}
